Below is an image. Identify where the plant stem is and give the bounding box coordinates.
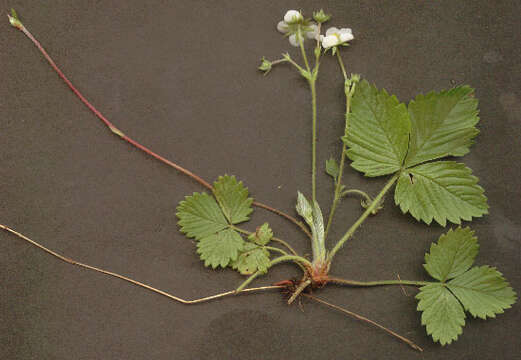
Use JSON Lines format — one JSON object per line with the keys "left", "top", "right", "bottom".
{"left": 336, "top": 50, "right": 348, "bottom": 81}
{"left": 328, "top": 277, "right": 431, "bottom": 287}
{"left": 328, "top": 174, "right": 399, "bottom": 262}
{"left": 297, "top": 26, "right": 318, "bottom": 204}
{"left": 310, "top": 79, "right": 318, "bottom": 203}
{"left": 297, "top": 27, "right": 311, "bottom": 72}
{"left": 230, "top": 225, "right": 301, "bottom": 257}
{"left": 324, "top": 54, "right": 354, "bottom": 240}
{"left": 236, "top": 254, "right": 313, "bottom": 292}
{"left": 10, "top": 19, "right": 310, "bottom": 239}
{"left": 341, "top": 189, "right": 372, "bottom": 203}
{"left": 0, "top": 224, "right": 282, "bottom": 304}
{"left": 304, "top": 294, "right": 423, "bottom": 352}
{"left": 264, "top": 246, "right": 288, "bottom": 256}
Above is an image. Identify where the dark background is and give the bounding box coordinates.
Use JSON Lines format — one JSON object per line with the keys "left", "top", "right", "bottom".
{"left": 1, "top": 1, "right": 520, "bottom": 359}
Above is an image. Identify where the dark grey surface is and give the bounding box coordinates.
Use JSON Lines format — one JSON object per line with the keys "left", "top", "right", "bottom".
{"left": 1, "top": 1, "right": 520, "bottom": 359}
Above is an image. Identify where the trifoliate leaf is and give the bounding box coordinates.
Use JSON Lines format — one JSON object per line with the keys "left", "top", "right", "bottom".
{"left": 424, "top": 227, "right": 479, "bottom": 281}
{"left": 176, "top": 192, "right": 228, "bottom": 240}
{"left": 247, "top": 223, "right": 273, "bottom": 246}
{"left": 343, "top": 80, "right": 411, "bottom": 177}
{"left": 213, "top": 175, "right": 253, "bottom": 225}
{"left": 417, "top": 228, "right": 517, "bottom": 344}
{"left": 231, "top": 243, "right": 270, "bottom": 275}
{"left": 326, "top": 157, "right": 340, "bottom": 181}
{"left": 416, "top": 284, "right": 466, "bottom": 345}
{"left": 394, "top": 161, "right": 488, "bottom": 226}
{"left": 405, "top": 86, "right": 479, "bottom": 168}
{"left": 196, "top": 229, "right": 244, "bottom": 269}
{"left": 447, "top": 266, "right": 517, "bottom": 319}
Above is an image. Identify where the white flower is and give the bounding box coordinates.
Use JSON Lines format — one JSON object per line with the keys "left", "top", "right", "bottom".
{"left": 306, "top": 24, "right": 320, "bottom": 40}
{"left": 288, "top": 33, "right": 304, "bottom": 47}
{"left": 283, "top": 10, "right": 303, "bottom": 24}
{"left": 320, "top": 27, "right": 354, "bottom": 49}
{"left": 277, "top": 21, "right": 289, "bottom": 33}
{"left": 277, "top": 11, "right": 320, "bottom": 47}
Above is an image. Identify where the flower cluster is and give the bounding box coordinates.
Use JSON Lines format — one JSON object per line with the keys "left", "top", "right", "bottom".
{"left": 277, "top": 10, "right": 319, "bottom": 47}
{"left": 276, "top": 9, "right": 353, "bottom": 50}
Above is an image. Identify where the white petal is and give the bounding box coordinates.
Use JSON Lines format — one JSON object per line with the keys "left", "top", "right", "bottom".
{"left": 289, "top": 34, "right": 299, "bottom": 47}
{"left": 339, "top": 28, "right": 353, "bottom": 35}
{"left": 322, "top": 35, "right": 339, "bottom": 48}
{"left": 277, "top": 21, "right": 289, "bottom": 33}
{"left": 325, "top": 27, "right": 339, "bottom": 36}
{"left": 306, "top": 24, "right": 320, "bottom": 39}
{"left": 284, "top": 10, "right": 302, "bottom": 24}
{"left": 339, "top": 32, "right": 354, "bottom": 42}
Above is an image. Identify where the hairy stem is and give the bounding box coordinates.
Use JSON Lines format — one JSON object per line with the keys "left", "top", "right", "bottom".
{"left": 304, "top": 294, "right": 423, "bottom": 352}
{"left": 328, "top": 277, "right": 431, "bottom": 287}
{"left": 10, "top": 17, "right": 309, "bottom": 239}
{"left": 324, "top": 54, "right": 355, "bottom": 240}
{"left": 328, "top": 174, "right": 399, "bottom": 262}
{"left": 0, "top": 224, "right": 282, "bottom": 304}
{"left": 341, "top": 189, "right": 372, "bottom": 203}
{"left": 236, "top": 254, "right": 313, "bottom": 292}
{"left": 310, "top": 79, "right": 318, "bottom": 203}
{"left": 297, "top": 26, "right": 318, "bottom": 204}
{"left": 230, "top": 225, "right": 301, "bottom": 257}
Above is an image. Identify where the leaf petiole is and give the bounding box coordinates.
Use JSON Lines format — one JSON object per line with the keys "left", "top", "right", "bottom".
{"left": 235, "top": 254, "right": 313, "bottom": 292}
{"left": 328, "top": 174, "right": 399, "bottom": 262}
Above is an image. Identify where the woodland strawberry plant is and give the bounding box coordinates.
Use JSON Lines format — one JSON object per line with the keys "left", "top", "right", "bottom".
{"left": 4, "top": 8, "right": 516, "bottom": 351}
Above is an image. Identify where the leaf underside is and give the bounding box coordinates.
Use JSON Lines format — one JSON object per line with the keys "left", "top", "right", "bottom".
{"left": 343, "top": 80, "right": 411, "bottom": 177}
{"left": 394, "top": 161, "right": 488, "bottom": 226}
{"left": 417, "top": 228, "right": 516, "bottom": 344}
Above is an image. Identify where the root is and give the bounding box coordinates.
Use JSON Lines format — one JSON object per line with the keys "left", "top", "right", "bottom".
{"left": 304, "top": 294, "right": 423, "bottom": 352}
{"left": 1, "top": 224, "right": 282, "bottom": 304}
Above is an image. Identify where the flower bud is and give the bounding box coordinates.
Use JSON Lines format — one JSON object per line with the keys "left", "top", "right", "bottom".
{"left": 258, "top": 57, "right": 272, "bottom": 74}
{"left": 313, "top": 9, "right": 331, "bottom": 24}
{"left": 284, "top": 10, "right": 303, "bottom": 24}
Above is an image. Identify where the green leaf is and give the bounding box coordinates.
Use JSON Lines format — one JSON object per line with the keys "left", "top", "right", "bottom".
{"left": 424, "top": 227, "right": 479, "bottom": 281}
{"left": 416, "top": 284, "right": 466, "bottom": 345}
{"left": 405, "top": 86, "right": 479, "bottom": 168}
{"left": 417, "top": 228, "right": 517, "bottom": 344}
{"left": 312, "top": 200, "right": 326, "bottom": 261}
{"left": 213, "top": 175, "right": 253, "bottom": 225}
{"left": 231, "top": 243, "right": 270, "bottom": 275}
{"left": 196, "top": 229, "right": 244, "bottom": 269}
{"left": 296, "top": 191, "right": 313, "bottom": 226}
{"left": 395, "top": 161, "right": 488, "bottom": 226}
{"left": 325, "top": 158, "right": 340, "bottom": 181}
{"left": 176, "top": 192, "right": 228, "bottom": 240}
{"left": 248, "top": 223, "right": 273, "bottom": 246}
{"left": 343, "top": 80, "right": 411, "bottom": 177}
{"left": 447, "top": 266, "right": 517, "bottom": 319}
